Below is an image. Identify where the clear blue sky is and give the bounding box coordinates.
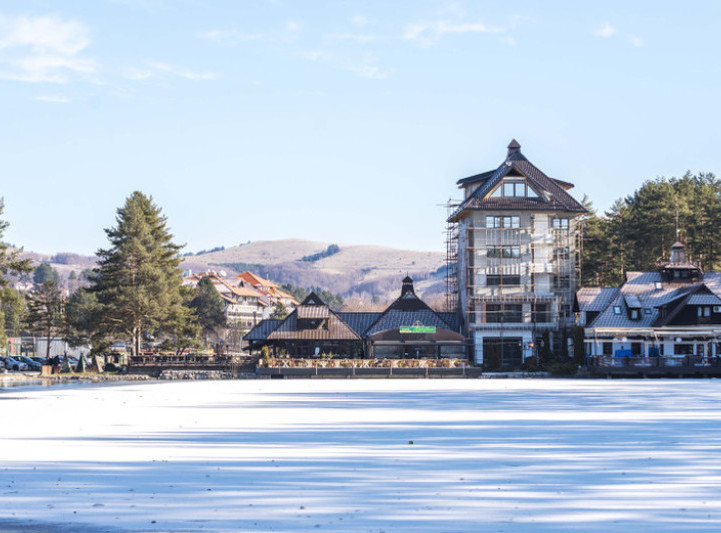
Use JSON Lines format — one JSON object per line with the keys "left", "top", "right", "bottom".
{"left": 1, "top": 1, "right": 720, "bottom": 255}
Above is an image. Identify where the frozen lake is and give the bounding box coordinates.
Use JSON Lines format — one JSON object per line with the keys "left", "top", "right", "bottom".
{"left": 1, "top": 379, "right": 720, "bottom": 532}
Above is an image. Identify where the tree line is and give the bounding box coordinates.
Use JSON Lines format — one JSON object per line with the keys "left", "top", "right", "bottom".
{"left": 582, "top": 172, "right": 721, "bottom": 287}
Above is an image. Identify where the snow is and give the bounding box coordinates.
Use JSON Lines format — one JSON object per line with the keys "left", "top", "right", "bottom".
{"left": 1, "top": 379, "right": 721, "bottom": 532}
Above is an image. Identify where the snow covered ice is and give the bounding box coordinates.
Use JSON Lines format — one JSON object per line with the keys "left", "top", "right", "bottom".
{"left": 1, "top": 379, "right": 720, "bottom": 532}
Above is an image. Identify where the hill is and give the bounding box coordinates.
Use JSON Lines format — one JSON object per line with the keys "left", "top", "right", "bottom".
{"left": 180, "top": 239, "right": 447, "bottom": 304}
{"left": 13, "top": 239, "right": 448, "bottom": 306}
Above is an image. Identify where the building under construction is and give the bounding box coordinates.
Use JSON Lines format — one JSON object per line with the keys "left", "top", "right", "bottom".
{"left": 446, "top": 140, "right": 586, "bottom": 367}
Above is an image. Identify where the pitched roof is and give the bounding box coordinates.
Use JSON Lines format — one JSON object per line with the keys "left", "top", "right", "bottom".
{"left": 576, "top": 288, "right": 620, "bottom": 312}
{"left": 364, "top": 277, "right": 457, "bottom": 336}
{"left": 450, "top": 140, "right": 586, "bottom": 221}
{"left": 336, "top": 312, "right": 382, "bottom": 336}
{"left": 236, "top": 271, "right": 280, "bottom": 289}
{"left": 268, "top": 309, "right": 361, "bottom": 340}
{"left": 244, "top": 319, "right": 282, "bottom": 341}
{"left": 581, "top": 272, "right": 721, "bottom": 329}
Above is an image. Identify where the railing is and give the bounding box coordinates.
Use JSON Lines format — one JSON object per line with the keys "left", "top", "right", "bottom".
{"left": 588, "top": 355, "right": 721, "bottom": 369}
{"left": 129, "top": 353, "right": 257, "bottom": 368}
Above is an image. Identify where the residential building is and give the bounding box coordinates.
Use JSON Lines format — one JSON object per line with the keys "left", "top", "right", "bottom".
{"left": 236, "top": 271, "right": 300, "bottom": 314}
{"left": 183, "top": 271, "right": 268, "bottom": 329}
{"left": 447, "top": 140, "right": 586, "bottom": 367}
{"left": 578, "top": 241, "right": 721, "bottom": 359}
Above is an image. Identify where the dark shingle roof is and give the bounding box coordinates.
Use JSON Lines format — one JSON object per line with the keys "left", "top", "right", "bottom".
{"left": 336, "top": 312, "right": 382, "bottom": 336}
{"left": 576, "top": 288, "right": 620, "bottom": 312}
{"left": 581, "top": 272, "right": 721, "bottom": 329}
{"left": 439, "top": 312, "right": 459, "bottom": 331}
{"left": 244, "top": 319, "right": 282, "bottom": 341}
{"left": 268, "top": 309, "right": 361, "bottom": 341}
{"left": 365, "top": 309, "right": 455, "bottom": 336}
{"left": 450, "top": 141, "right": 587, "bottom": 221}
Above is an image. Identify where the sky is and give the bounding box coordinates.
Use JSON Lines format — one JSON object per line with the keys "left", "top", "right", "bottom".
{"left": 1, "top": 1, "right": 720, "bottom": 256}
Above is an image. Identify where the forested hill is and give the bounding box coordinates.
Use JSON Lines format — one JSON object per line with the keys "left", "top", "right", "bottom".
{"left": 582, "top": 172, "right": 721, "bottom": 287}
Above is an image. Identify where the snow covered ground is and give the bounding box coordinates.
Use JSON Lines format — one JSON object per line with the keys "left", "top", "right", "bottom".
{"left": 1, "top": 379, "right": 720, "bottom": 532}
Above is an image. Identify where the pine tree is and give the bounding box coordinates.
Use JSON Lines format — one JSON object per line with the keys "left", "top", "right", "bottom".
{"left": 92, "top": 192, "right": 192, "bottom": 356}
{"left": 190, "top": 277, "right": 227, "bottom": 343}
{"left": 0, "top": 200, "right": 33, "bottom": 344}
{"left": 65, "top": 287, "right": 101, "bottom": 349}
{"left": 271, "top": 301, "right": 288, "bottom": 320}
{"left": 25, "top": 280, "right": 64, "bottom": 361}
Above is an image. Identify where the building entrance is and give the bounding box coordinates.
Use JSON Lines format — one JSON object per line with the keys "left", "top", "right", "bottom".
{"left": 483, "top": 337, "right": 523, "bottom": 369}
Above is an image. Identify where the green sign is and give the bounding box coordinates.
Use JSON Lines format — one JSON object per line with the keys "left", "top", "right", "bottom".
{"left": 399, "top": 326, "right": 436, "bottom": 334}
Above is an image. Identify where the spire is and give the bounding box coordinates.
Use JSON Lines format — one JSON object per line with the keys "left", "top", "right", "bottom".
{"left": 401, "top": 276, "right": 415, "bottom": 297}
{"left": 505, "top": 139, "right": 526, "bottom": 162}
{"left": 670, "top": 241, "right": 686, "bottom": 264}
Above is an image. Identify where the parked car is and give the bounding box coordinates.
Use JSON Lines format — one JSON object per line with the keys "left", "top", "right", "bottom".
{"left": 4, "top": 356, "right": 28, "bottom": 371}
{"left": 16, "top": 356, "right": 42, "bottom": 371}
{"left": 30, "top": 356, "right": 48, "bottom": 365}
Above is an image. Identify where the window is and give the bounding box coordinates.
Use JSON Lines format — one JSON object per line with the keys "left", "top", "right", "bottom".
{"left": 552, "top": 218, "right": 569, "bottom": 229}
{"left": 630, "top": 309, "right": 639, "bottom": 320}
{"left": 503, "top": 216, "right": 520, "bottom": 228}
{"left": 532, "top": 303, "right": 551, "bottom": 323}
{"left": 613, "top": 306, "right": 622, "bottom": 315}
{"left": 554, "top": 247, "right": 570, "bottom": 261}
{"left": 489, "top": 180, "right": 539, "bottom": 199}
{"left": 485, "top": 304, "right": 523, "bottom": 323}
{"left": 486, "top": 216, "right": 520, "bottom": 229}
{"left": 602, "top": 342, "right": 613, "bottom": 355}
{"left": 698, "top": 306, "right": 711, "bottom": 317}
{"left": 487, "top": 246, "right": 521, "bottom": 258}
{"left": 644, "top": 308, "right": 652, "bottom": 315}
{"left": 486, "top": 275, "right": 521, "bottom": 286}
{"left": 654, "top": 281, "right": 663, "bottom": 290}
{"left": 714, "top": 306, "right": 721, "bottom": 313}
{"left": 553, "top": 275, "right": 571, "bottom": 289}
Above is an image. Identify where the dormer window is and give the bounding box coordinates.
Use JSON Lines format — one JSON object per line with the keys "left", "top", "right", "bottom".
{"left": 489, "top": 179, "right": 539, "bottom": 198}
{"left": 698, "top": 307, "right": 711, "bottom": 318}
{"left": 629, "top": 309, "right": 640, "bottom": 320}
{"left": 613, "top": 306, "right": 622, "bottom": 315}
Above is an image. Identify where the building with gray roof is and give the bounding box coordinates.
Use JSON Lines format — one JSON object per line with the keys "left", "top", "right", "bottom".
{"left": 577, "top": 241, "right": 721, "bottom": 359}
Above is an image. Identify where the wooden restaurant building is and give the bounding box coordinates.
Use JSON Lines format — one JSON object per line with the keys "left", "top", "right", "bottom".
{"left": 245, "top": 277, "right": 468, "bottom": 359}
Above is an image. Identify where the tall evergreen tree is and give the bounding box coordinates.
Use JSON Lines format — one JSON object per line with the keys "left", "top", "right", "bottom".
{"left": 92, "top": 192, "right": 192, "bottom": 356}
{"left": 65, "top": 287, "right": 101, "bottom": 349}
{"left": 25, "top": 280, "right": 64, "bottom": 361}
{"left": 33, "top": 263, "right": 60, "bottom": 286}
{"left": 0, "top": 199, "right": 33, "bottom": 344}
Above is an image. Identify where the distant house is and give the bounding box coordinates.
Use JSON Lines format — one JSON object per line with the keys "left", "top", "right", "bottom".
{"left": 577, "top": 241, "right": 721, "bottom": 359}
{"left": 245, "top": 277, "right": 467, "bottom": 358}
{"left": 236, "top": 271, "right": 300, "bottom": 315}
{"left": 183, "top": 271, "right": 268, "bottom": 329}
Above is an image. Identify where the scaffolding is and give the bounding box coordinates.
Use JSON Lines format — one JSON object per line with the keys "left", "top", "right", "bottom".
{"left": 450, "top": 214, "right": 582, "bottom": 335}
{"left": 445, "top": 200, "right": 460, "bottom": 314}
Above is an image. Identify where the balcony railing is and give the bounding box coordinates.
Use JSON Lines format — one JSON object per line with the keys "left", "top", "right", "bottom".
{"left": 588, "top": 355, "right": 721, "bottom": 369}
